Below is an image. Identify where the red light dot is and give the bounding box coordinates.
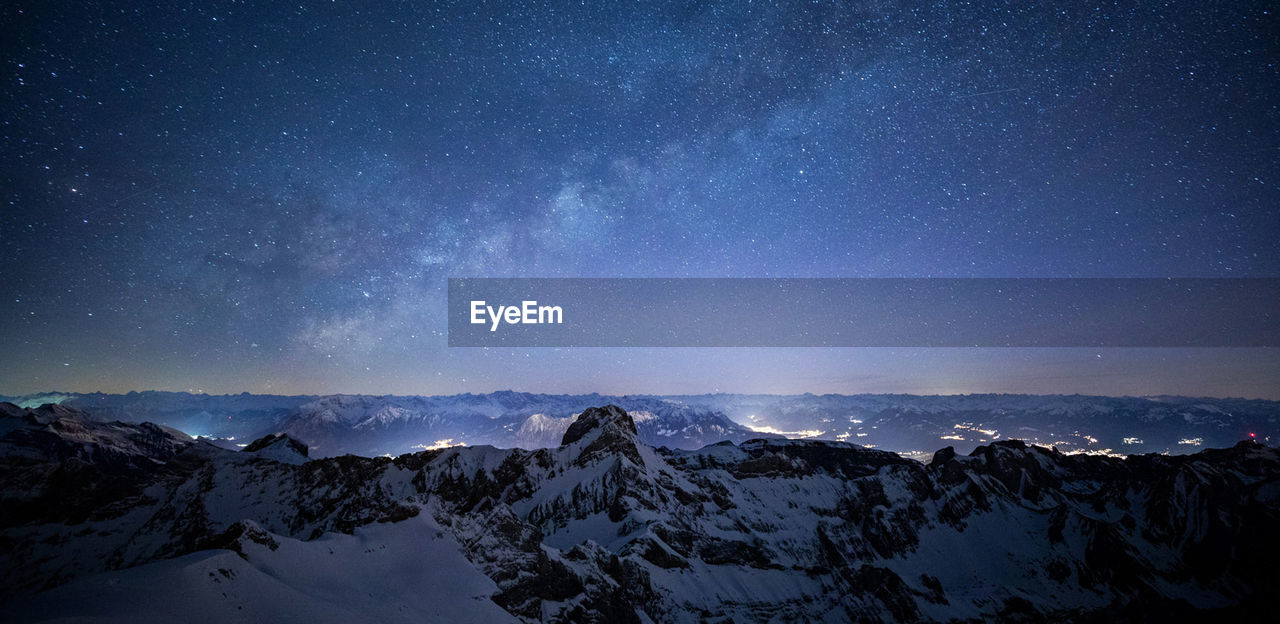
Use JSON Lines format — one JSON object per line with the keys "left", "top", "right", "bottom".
{"left": 1250, "top": 432, "right": 1256, "bottom": 438}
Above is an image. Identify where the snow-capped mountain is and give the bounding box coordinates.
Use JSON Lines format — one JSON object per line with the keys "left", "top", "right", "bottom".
{"left": 2, "top": 390, "right": 1275, "bottom": 459}
{"left": 240, "top": 432, "right": 310, "bottom": 465}
{"left": 268, "top": 392, "right": 773, "bottom": 456}
{"left": 1, "top": 390, "right": 311, "bottom": 440}
{"left": 667, "top": 393, "right": 1280, "bottom": 459}
{"left": 0, "top": 401, "right": 192, "bottom": 471}
{"left": 2, "top": 402, "right": 1276, "bottom": 621}
{"left": 0, "top": 391, "right": 773, "bottom": 456}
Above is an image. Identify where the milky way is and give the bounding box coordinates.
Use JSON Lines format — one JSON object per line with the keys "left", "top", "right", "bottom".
{"left": 2, "top": 2, "right": 1277, "bottom": 397}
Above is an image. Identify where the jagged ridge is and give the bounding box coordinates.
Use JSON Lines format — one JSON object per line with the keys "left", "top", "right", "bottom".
{"left": 2, "top": 404, "right": 1277, "bottom": 622}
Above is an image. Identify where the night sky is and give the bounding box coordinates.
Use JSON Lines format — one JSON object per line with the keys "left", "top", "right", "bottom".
{"left": 2, "top": 1, "right": 1278, "bottom": 398}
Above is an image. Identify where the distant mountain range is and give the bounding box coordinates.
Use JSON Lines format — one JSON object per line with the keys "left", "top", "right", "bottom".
{"left": 1, "top": 402, "right": 1275, "bottom": 621}
{"left": 1, "top": 390, "right": 1274, "bottom": 459}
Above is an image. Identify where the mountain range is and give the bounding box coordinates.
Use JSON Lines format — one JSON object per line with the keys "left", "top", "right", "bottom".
{"left": 1, "top": 390, "right": 1274, "bottom": 459}
{"left": 1, "top": 401, "right": 1276, "bottom": 622}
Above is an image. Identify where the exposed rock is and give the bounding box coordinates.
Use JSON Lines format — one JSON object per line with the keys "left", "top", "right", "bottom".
{"left": 1, "top": 404, "right": 1277, "bottom": 623}
{"left": 241, "top": 433, "right": 310, "bottom": 464}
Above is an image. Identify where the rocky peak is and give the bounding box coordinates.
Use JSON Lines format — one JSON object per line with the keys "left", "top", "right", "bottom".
{"left": 0, "top": 402, "right": 27, "bottom": 419}
{"left": 560, "top": 405, "right": 643, "bottom": 467}
{"left": 561, "top": 405, "right": 638, "bottom": 446}
{"left": 242, "top": 433, "right": 310, "bottom": 464}
{"left": 930, "top": 446, "right": 957, "bottom": 466}
{"left": 24, "top": 402, "right": 91, "bottom": 425}
{"left": 1, "top": 403, "right": 192, "bottom": 470}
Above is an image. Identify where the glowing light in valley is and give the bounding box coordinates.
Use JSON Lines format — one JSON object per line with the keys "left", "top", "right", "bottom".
{"left": 412, "top": 439, "right": 467, "bottom": 451}
{"left": 744, "top": 425, "right": 824, "bottom": 438}
{"left": 952, "top": 423, "right": 1000, "bottom": 439}
{"left": 1063, "top": 448, "right": 1124, "bottom": 458}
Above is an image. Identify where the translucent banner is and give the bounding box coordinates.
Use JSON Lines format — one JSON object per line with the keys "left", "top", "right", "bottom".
{"left": 447, "top": 278, "right": 1280, "bottom": 347}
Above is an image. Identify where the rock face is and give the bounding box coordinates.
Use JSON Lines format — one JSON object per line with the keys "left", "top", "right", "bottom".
{"left": 0, "top": 401, "right": 193, "bottom": 471}
{"left": 561, "top": 405, "right": 637, "bottom": 445}
{"left": 559, "top": 404, "right": 644, "bottom": 467}
{"left": 241, "top": 433, "right": 310, "bottom": 465}
{"left": 2, "top": 404, "right": 1278, "bottom": 622}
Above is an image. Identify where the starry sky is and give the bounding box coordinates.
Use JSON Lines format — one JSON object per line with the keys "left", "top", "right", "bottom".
{"left": 2, "top": 1, "right": 1278, "bottom": 398}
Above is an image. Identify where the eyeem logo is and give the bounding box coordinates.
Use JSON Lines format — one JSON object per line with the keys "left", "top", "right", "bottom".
{"left": 470, "top": 300, "right": 563, "bottom": 331}
{"left": 451, "top": 278, "right": 1280, "bottom": 347}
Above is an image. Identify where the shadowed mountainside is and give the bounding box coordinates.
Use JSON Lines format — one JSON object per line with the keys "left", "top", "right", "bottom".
{"left": 2, "top": 402, "right": 1277, "bottom": 622}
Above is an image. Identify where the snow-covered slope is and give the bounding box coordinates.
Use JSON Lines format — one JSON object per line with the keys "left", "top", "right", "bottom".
{"left": 241, "top": 433, "right": 310, "bottom": 465}
{"left": 2, "top": 403, "right": 1276, "bottom": 621}
{"left": 5, "top": 516, "right": 516, "bottom": 623}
